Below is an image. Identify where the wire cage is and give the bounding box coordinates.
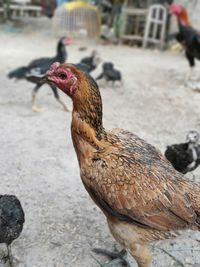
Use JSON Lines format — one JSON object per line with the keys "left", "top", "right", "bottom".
{"left": 52, "top": 1, "right": 101, "bottom": 39}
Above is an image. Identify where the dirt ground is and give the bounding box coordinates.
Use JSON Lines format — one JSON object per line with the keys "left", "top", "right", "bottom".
{"left": 1, "top": 18, "right": 200, "bottom": 267}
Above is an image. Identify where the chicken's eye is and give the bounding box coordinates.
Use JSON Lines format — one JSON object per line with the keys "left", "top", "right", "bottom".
{"left": 59, "top": 73, "right": 67, "bottom": 80}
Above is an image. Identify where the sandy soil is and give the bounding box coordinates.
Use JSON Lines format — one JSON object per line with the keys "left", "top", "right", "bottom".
{"left": 1, "top": 18, "right": 200, "bottom": 267}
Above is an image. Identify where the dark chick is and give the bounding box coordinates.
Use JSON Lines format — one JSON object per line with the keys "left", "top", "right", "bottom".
{"left": 0, "top": 195, "right": 25, "bottom": 267}
{"left": 96, "top": 62, "right": 122, "bottom": 84}
{"left": 170, "top": 4, "right": 200, "bottom": 80}
{"left": 8, "top": 37, "right": 73, "bottom": 112}
{"left": 75, "top": 50, "right": 101, "bottom": 74}
{"left": 165, "top": 131, "right": 200, "bottom": 175}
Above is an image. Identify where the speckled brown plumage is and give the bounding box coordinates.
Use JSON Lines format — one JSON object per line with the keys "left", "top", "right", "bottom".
{"left": 47, "top": 63, "right": 200, "bottom": 267}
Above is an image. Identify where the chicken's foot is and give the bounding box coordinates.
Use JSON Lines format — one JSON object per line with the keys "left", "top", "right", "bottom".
{"left": 92, "top": 248, "right": 135, "bottom": 267}
{"left": 32, "top": 105, "right": 46, "bottom": 112}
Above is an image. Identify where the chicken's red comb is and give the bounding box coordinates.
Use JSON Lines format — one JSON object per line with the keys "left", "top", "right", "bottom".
{"left": 169, "top": 3, "right": 183, "bottom": 14}
{"left": 47, "top": 62, "right": 60, "bottom": 76}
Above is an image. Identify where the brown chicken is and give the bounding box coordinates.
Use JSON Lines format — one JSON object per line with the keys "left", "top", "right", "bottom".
{"left": 45, "top": 62, "right": 200, "bottom": 267}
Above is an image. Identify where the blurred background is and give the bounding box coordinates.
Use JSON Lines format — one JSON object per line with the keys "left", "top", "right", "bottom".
{"left": 1, "top": 0, "right": 200, "bottom": 267}
{"left": 1, "top": 0, "right": 199, "bottom": 43}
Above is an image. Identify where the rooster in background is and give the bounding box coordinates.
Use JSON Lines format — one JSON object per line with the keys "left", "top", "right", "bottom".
{"left": 165, "top": 131, "right": 200, "bottom": 176}
{"left": 170, "top": 4, "right": 200, "bottom": 84}
{"left": 8, "top": 37, "right": 73, "bottom": 112}
{"left": 44, "top": 62, "right": 200, "bottom": 267}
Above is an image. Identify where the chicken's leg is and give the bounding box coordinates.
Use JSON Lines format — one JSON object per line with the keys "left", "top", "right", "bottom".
{"left": 32, "top": 84, "right": 46, "bottom": 112}
{"left": 50, "top": 85, "right": 70, "bottom": 112}
{"left": 185, "top": 52, "right": 195, "bottom": 81}
{"left": 185, "top": 53, "right": 200, "bottom": 89}
{"left": 1, "top": 245, "right": 14, "bottom": 267}
{"left": 129, "top": 244, "right": 152, "bottom": 267}
{"left": 7, "top": 245, "right": 13, "bottom": 267}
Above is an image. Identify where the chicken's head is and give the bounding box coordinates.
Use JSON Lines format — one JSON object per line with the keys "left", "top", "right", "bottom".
{"left": 61, "top": 36, "right": 74, "bottom": 46}
{"left": 169, "top": 4, "right": 190, "bottom": 26}
{"left": 169, "top": 3, "right": 183, "bottom": 17}
{"left": 46, "top": 62, "right": 79, "bottom": 97}
{"left": 186, "top": 130, "right": 200, "bottom": 144}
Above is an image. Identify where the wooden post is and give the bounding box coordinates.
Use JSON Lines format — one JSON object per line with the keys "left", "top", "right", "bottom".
{"left": 4, "top": 0, "right": 11, "bottom": 19}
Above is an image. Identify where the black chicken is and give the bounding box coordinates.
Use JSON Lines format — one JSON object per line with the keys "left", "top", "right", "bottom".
{"left": 8, "top": 37, "right": 73, "bottom": 112}
{"left": 165, "top": 131, "right": 200, "bottom": 175}
{"left": 96, "top": 62, "right": 122, "bottom": 84}
{"left": 170, "top": 4, "right": 200, "bottom": 81}
{"left": 0, "top": 195, "right": 25, "bottom": 267}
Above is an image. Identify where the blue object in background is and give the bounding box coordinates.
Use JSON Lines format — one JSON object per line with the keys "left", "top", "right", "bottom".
{"left": 56, "top": 0, "right": 68, "bottom": 7}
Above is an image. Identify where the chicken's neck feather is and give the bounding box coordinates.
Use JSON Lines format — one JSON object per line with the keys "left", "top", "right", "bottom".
{"left": 72, "top": 74, "right": 106, "bottom": 138}
{"left": 71, "top": 74, "right": 108, "bottom": 161}
{"left": 56, "top": 42, "right": 67, "bottom": 62}
{"left": 178, "top": 8, "right": 190, "bottom": 26}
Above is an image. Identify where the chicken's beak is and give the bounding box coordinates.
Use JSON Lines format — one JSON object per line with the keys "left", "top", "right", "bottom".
{"left": 40, "top": 75, "right": 49, "bottom": 84}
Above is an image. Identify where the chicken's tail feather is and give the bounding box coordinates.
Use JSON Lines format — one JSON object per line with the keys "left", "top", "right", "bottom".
{"left": 7, "top": 67, "right": 28, "bottom": 79}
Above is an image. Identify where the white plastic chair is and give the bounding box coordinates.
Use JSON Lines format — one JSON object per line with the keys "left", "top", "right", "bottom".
{"left": 143, "top": 4, "right": 167, "bottom": 50}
